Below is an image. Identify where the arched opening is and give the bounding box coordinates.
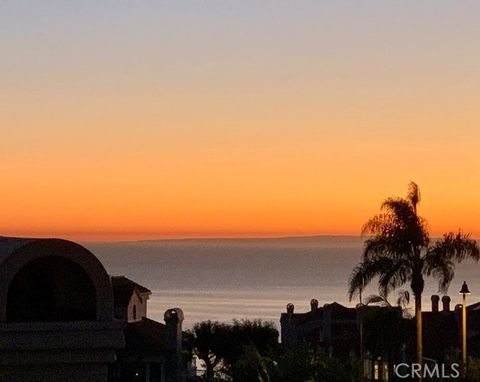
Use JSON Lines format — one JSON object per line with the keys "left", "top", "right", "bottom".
{"left": 6, "top": 256, "right": 96, "bottom": 322}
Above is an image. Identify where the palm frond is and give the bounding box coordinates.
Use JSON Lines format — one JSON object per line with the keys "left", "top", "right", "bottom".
{"left": 348, "top": 256, "right": 409, "bottom": 301}
{"left": 381, "top": 197, "right": 415, "bottom": 220}
{"left": 407, "top": 181, "right": 421, "bottom": 211}
{"left": 431, "top": 232, "right": 480, "bottom": 263}
{"left": 363, "top": 235, "right": 415, "bottom": 262}
{"left": 423, "top": 248, "right": 455, "bottom": 293}
{"left": 377, "top": 258, "right": 412, "bottom": 297}
{"left": 361, "top": 213, "right": 392, "bottom": 236}
{"left": 348, "top": 262, "right": 367, "bottom": 302}
{"left": 396, "top": 290, "right": 410, "bottom": 309}
{"left": 364, "top": 290, "right": 410, "bottom": 311}
{"left": 363, "top": 196, "right": 429, "bottom": 251}
{"left": 364, "top": 294, "right": 390, "bottom": 307}
{"left": 423, "top": 231, "right": 479, "bottom": 292}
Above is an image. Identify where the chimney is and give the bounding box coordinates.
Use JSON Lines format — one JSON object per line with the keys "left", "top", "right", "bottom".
{"left": 442, "top": 295, "right": 451, "bottom": 312}
{"left": 286, "top": 303, "right": 295, "bottom": 315}
{"left": 164, "top": 307, "right": 184, "bottom": 382}
{"left": 310, "top": 299, "right": 319, "bottom": 312}
{"left": 431, "top": 295, "right": 440, "bottom": 312}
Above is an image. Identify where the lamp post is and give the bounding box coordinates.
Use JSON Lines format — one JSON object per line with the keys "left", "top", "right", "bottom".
{"left": 357, "top": 302, "right": 365, "bottom": 381}
{"left": 459, "top": 281, "right": 471, "bottom": 374}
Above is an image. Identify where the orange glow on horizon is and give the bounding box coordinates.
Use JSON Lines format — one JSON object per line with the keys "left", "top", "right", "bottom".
{"left": 2, "top": 2, "right": 480, "bottom": 242}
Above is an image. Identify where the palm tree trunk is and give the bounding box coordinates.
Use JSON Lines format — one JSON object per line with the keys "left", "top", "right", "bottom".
{"left": 415, "top": 294, "right": 423, "bottom": 380}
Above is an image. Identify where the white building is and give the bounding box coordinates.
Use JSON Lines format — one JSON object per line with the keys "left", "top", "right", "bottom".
{"left": 111, "top": 275, "right": 152, "bottom": 322}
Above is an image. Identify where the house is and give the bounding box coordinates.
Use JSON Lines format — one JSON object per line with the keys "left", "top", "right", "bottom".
{"left": 280, "top": 299, "right": 360, "bottom": 357}
{"left": 422, "top": 294, "right": 480, "bottom": 362}
{"left": 111, "top": 276, "right": 152, "bottom": 322}
{"left": 281, "top": 294, "right": 480, "bottom": 381}
{"left": 0, "top": 236, "right": 185, "bottom": 382}
{"left": 113, "top": 308, "right": 185, "bottom": 382}
{"left": 110, "top": 277, "right": 185, "bottom": 382}
{"left": 422, "top": 295, "right": 459, "bottom": 364}
{"left": 280, "top": 299, "right": 406, "bottom": 381}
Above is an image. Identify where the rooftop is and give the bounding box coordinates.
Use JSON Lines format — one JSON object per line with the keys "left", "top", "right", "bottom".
{"left": 111, "top": 276, "right": 151, "bottom": 307}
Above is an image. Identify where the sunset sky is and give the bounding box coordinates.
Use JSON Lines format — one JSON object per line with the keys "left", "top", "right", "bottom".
{"left": 1, "top": 1, "right": 479, "bottom": 241}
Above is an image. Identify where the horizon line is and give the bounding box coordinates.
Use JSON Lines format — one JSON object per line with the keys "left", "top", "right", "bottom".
{"left": 83, "top": 233, "right": 480, "bottom": 244}
{"left": 2, "top": 232, "right": 479, "bottom": 244}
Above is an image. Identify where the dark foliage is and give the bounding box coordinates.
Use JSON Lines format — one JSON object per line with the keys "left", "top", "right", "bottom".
{"left": 185, "top": 319, "right": 278, "bottom": 380}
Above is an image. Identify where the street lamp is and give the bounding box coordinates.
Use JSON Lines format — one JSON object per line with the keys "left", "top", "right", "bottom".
{"left": 356, "top": 303, "right": 365, "bottom": 381}
{"left": 459, "top": 281, "right": 471, "bottom": 374}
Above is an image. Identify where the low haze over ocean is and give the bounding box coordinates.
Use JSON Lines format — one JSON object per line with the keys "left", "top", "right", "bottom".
{"left": 85, "top": 236, "right": 479, "bottom": 329}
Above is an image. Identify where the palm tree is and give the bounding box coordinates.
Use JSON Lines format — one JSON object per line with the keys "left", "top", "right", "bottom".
{"left": 364, "top": 289, "right": 411, "bottom": 317}
{"left": 348, "top": 182, "right": 479, "bottom": 371}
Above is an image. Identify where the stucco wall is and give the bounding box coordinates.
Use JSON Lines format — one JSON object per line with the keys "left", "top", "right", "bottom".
{"left": 128, "top": 292, "right": 147, "bottom": 322}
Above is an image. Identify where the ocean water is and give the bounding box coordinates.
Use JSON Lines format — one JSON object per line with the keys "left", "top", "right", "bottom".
{"left": 85, "top": 237, "right": 480, "bottom": 329}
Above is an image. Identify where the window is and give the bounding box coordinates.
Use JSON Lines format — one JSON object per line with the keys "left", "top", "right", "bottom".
{"left": 383, "top": 363, "right": 389, "bottom": 381}
{"left": 133, "top": 304, "right": 137, "bottom": 320}
{"left": 7, "top": 256, "right": 96, "bottom": 322}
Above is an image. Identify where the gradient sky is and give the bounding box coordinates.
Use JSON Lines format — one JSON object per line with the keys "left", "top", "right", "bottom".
{"left": 1, "top": 1, "right": 479, "bottom": 241}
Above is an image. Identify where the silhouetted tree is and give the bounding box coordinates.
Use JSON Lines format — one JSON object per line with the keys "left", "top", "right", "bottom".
{"left": 186, "top": 319, "right": 278, "bottom": 381}
{"left": 185, "top": 321, "right": 229, "bottom": 380}
{"left": 229, "top": 343, "right": 272, "bottom": 382}
{"left": 348, "top": 182, "right": 480, "bottom": 371}
{"left": 274, "top": 344, "right": 355, "bottom": 382}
